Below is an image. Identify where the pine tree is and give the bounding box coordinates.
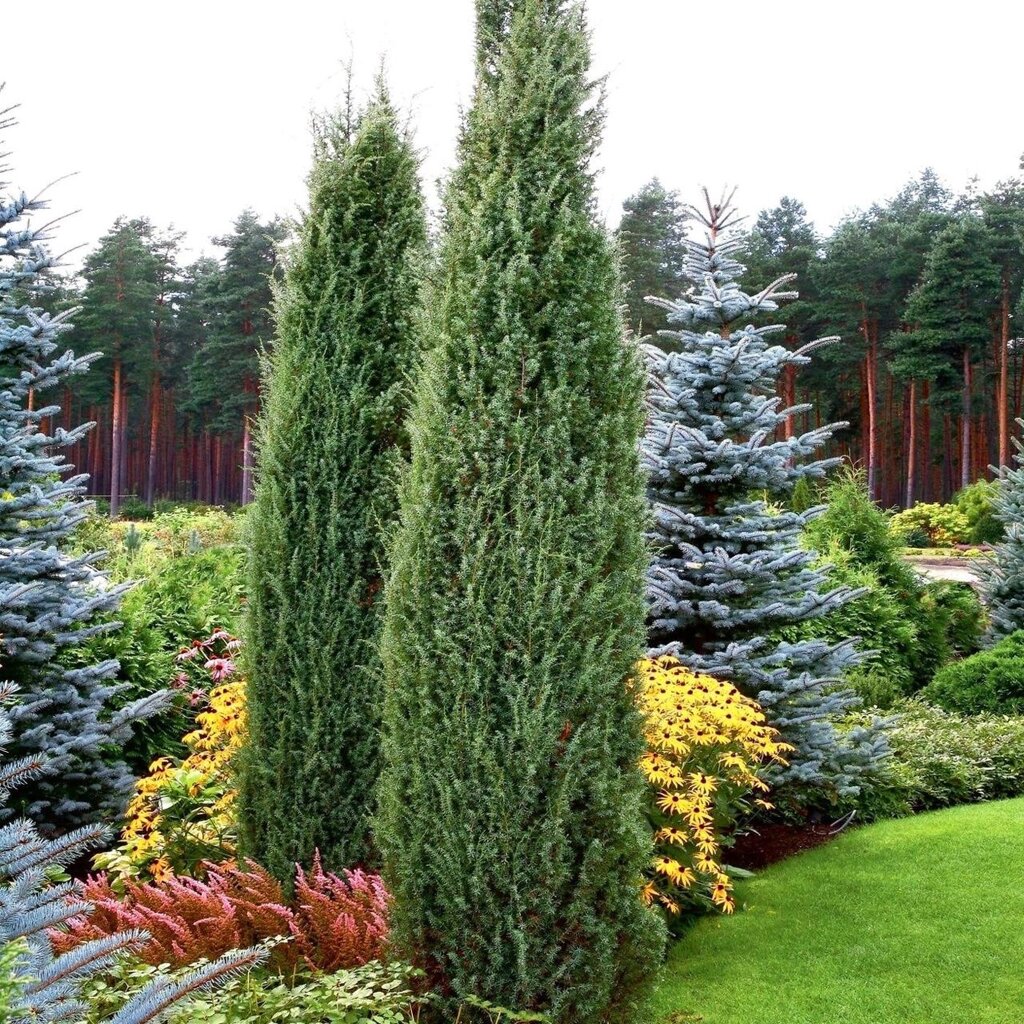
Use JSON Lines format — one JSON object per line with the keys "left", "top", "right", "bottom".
{"left": 982, "top": 418, "right": 1024, "bottom": 638}
{"left": 73, "top": 219, "right": 159, "bottom": 517}
{"left": 0, "top": 101, "right": 165, "bottom": 827}
{"left": 187, "top": 211, "right": 288, "bottom": 504}
{"left": 980, "top": 182, "right": 1024, "bottom": 471}
{"left": 616, "top": 179, "right": 687, "bottom": 337}
{"left": 377, "top": 2, "right": 665, "bottom": 1020}
{"left": 904, "top": 216, "right": 999, "bottom": 491}
{"left": 238, "top": 88, "right": 426, "bottom": 881}
{"left": 643, "top": 189, "right": 888, "bottom": 802}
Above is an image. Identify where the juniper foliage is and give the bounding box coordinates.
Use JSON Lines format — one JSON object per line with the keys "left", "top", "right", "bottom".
{"left": 239, "top": 87, "right": 426, "bottom": 879}
{"left": 642, "top": 189, "right": 889, "bottom": 800}
{"left": 0, "top": 98, "right": 164, "bottom": 827}
{"left": 377, "top": 2, "right": 664, "bottom": 1020}
{"left": 0, "top": 684, "right": 265, "bottom": 1024}
{"left": 982, "top": 420, "right": 1024, "bottom": 639}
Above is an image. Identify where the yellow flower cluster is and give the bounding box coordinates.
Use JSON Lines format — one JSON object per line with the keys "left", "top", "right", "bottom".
{"left": 95, "top": 680, "right": 246, "bottom": 884}
{"left": 634, "top": 656, "right": 790, "bottom": 916}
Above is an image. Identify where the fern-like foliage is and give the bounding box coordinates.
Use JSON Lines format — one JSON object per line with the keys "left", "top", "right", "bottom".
{"left": 0, "top": 684, "right": 265, "bottom": 1023}
{"left": 54, "top": 855, "right": 390, "bottom": 972}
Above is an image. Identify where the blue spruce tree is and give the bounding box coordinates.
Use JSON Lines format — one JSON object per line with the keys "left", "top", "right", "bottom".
{"left": 981, "top": 418, "right": 1024, "bottom": 639}
{"left": 0, "top": 97, "right": 164, "bottom": 827}
{"left": 0, "top": 683, "right": 264, "bottom": 1023}
{"left": 642, "top": 189, "right": 888, "bottom": 801}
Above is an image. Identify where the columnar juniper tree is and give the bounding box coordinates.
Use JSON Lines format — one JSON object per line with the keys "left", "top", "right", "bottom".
{"left": 239, "top": 88, "right": 426, "bottom": 880}
{"left": 643, "top": 189, "right": 888, "bottom": 801}
{"left": 0, "top": 99, "right": 164, "bottom": 827}
{"left": 377, "top": 2, "right": 665, "bottom": 1020}
{"left": 982, "top": 420, "right": 1024, "bottom": 638}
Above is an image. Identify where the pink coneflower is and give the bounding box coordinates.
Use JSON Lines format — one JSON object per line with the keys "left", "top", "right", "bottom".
{"left": 204, "top": 657, "right": 236, "bottom": 682}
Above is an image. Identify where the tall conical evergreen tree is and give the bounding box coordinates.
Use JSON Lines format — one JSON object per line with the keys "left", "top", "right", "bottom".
{"left": 643, "top": 190, "right": 888, "bottom": 802}
{"left": 377, "top": 3, "right": 664, "bottom": 1020}
{"left": 238, "top": 89, "right": 426, "bottom": 880}
{"left": 0, "top": 99, "right": 165, "bottom": 828}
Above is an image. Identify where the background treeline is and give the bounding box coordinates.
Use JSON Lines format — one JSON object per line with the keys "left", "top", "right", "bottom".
{"left": 50, "top": 164, "right": 1024, "bottom": 513}
{"left": 47, "top": 212, "right": 287, "bottom": 516}
{"left": 619, "top": 170, "right": 1024, "bottom": 508}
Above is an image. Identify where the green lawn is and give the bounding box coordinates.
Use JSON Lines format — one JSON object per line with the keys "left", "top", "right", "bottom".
{"left": 643, "top": 798, "right": 1024, "bottom": 1024}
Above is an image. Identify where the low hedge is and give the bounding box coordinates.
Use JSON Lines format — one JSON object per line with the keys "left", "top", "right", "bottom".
{"left": 921, "top": 630, "right": 1024, "bottom": 715}
{"left": 849, "top": 699, "right": 1024, "bottom": 818}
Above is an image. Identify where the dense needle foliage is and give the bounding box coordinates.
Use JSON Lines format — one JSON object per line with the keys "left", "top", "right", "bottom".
{"left": 239, "top": 89, "right": 426, "bottom": 879}
{"left": 377, "top": 1, "right": 664, "bottom": 1020}
{"left": 642, "top": 192, "right": 888, "bottom": 802}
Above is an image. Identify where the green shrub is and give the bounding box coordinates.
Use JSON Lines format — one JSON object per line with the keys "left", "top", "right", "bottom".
{"left": 789, "top": 476, "right": 821, "bottom": 514}
{"left": 848, "top": 699, "right": 1024, "bottom": 818}
{"left": 781, "top": 539, "right": 917, "bottom": 702}
{"left": 890, "top": 502, "right": 971, "bottom": 547}
{"left": 921, "top": 582, "right": 986, "bottom": 659}
{"left": 239, "top": 93, "right": 426, "bottom": 880}
{"left": 953, "top": 480, "right": 1003, "bottom": 544}
{"left": 793, "top": 473, "right": 979, "bottom": 700}
{"left": 147, "top": 506, "right": 239, "bottom": 555}
{"left": 117, "top": 493, "right": 155, "bottom": 521}
{"left": 922, "top": 630, "right": 1024, "bottom": 715}
{"left": 804, "top": 471, "right": 917, "bottom": 590}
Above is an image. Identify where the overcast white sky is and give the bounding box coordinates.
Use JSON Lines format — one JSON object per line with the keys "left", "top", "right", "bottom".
{"left": 3, "top": 0, "right": 1023, "bottom": 269}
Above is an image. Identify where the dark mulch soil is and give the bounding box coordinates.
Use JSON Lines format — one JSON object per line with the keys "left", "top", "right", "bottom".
{"left": 726, "top": 822, "right": 843, "bottom": 871}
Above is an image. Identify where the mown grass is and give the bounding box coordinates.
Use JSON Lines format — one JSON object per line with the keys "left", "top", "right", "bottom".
{"left": 643, "top": 798, "right": 1024, "bottom": 1024}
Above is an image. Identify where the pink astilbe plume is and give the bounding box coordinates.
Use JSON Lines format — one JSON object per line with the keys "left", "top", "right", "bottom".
{"left": 292, "top": 853, "right": 391, "bottom": 971}
{"left": 51, "top": 856, "right": 391, "bottom": 971}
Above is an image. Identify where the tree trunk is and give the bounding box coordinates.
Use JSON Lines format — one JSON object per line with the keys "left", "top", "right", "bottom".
{"left": 782, "top": 345, "right": 796, "bottom": 440}
{"left": 922, "top": 380, "right": 932, "bottom": 503}
{"left": 110, "top": 358, "right": 123, "bottom": 518}
{"left": 999, "top": 273, "right": 1011, "bottom": 468}
{"left": 864, "top": 318, "right": 879, "bottom": 500}
{"left": 905, "top": 380, "right": 917, "bottom": 509}
{"left": 121, "top": 383, "right": 130, "bottom": 501}
{"left": 146, "top": 380, "right": 160, "bottom": 507}
{"left": 961, "top": 347, "right": 972, "bottom": 490}
{"left": 241, "top": 414, "right": 255, "bottom": 505}
{"left": 213, "top": 435, "right": 224, "bottom": 505}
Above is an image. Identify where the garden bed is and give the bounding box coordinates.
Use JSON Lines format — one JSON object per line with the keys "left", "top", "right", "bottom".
{"left": 727, "top": 821, "right": 841, "bottom": 870}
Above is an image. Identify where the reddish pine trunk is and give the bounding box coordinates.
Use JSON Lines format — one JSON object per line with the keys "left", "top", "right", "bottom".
{"left": 146, "top": 381, "right": 160, "bottom": 507}
{"left": 864, "top": 317, "right": 879, "bottom": 500}
{"left": 1000, "top": 273, "right": 1011, "bottom": 468}
{"left": 782, "top": 340, "right": 797, "bottom": 440}
{"left": 961, "top": 348, "right": 972, "bottom": 490}
{"left": 203, "top": 432, "right": 214, "bottom": 503}
{"left": 905, "top": 380, "right": 917, "bottom": 509}
{"left": 241, "top": 415, "right": 254, "bottom": 505}
{"left": 943, "top": 414, "right": 954, "bottom": 500}
{"left": 213, "top": 435, "right": 223, "bottom": 505}
{"left": 110, "top": 359, "right": 123, "bottom": 518}
{"left": 120, "top": 383, "right": 130, "bottom": 502}
{"left": 921, "top": 381, "right": 932, "bottom": 503}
